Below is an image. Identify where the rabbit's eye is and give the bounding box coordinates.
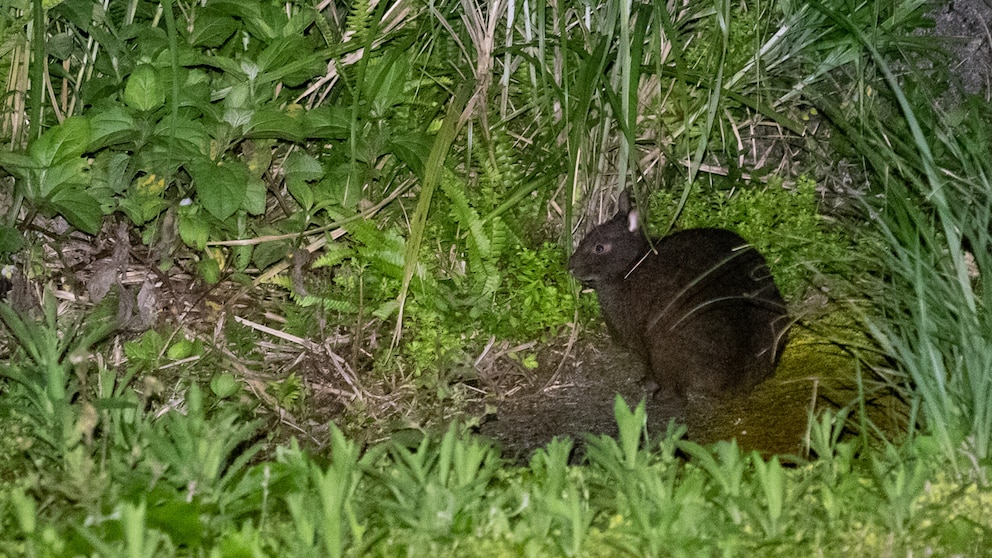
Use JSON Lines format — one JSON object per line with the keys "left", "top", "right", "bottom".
{"left": 595, "top": 244, "right": 606, "bottom": 254}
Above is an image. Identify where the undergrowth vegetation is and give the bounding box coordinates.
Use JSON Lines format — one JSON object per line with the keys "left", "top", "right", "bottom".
{"left": 849, "top": 77, "right": 992, "bottom": 477}
{"left": 0, "top": 0, "right": 990, "bottom": 554}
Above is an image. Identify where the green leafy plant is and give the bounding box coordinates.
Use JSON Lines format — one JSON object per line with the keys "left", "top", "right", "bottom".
{"left": 0, "top": 293, "right": 115, "bottom": 467}
{"left": 525, "top": 438, "right": 592, "bottom": 557}
{"left": 124, "top": 329, "right": 205, "bottom": 376}
{"left": 3, "top": 0, "right": 399, "bottom": 280}
{"left": 140, "top": 384, "right": 262, "bottom": 498}
{"left": 268, "top": 372, "right": 304, "bottom": 412}
{"left": 870, "top": 444, "right": 930, "bottom": 533}
{"left": 0, "top": 388, "right": 989, "bottom": 555}
{"left": 0, "top": 117, "right": 105, "bottom": 234}
{"left": 677, "top": 439, "right": 749, "bottom": 526}
{"left": 363, "top": 424, "right": 501, "bottom": 554}
{"left": 4, "top": 1, "right": 992, "bottom": 556}
{"left": 281, "top": 427, "right": 366, "bottom": 558}
{"left": 749, "top": 454, "right": 787, "bottom": 537}
{"left": 584, "top": 398, "right": 701, "bottom": 557}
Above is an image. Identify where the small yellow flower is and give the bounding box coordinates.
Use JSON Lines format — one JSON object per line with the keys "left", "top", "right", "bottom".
{"left": 207, "top": 246, "right": 226, "bottom": 270}
{"left": 285, "top": 103, "right": 304, "bottom": 118}
{"left": 135, "top": 174, "right": 167, "bottom": 197}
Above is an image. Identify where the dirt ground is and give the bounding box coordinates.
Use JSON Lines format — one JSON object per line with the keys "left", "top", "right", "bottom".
{"left": 477, "top": 323, "right": 883, "bottom": 463}
{"left": 930, "top": 0, "right": 992, "bottom": 102}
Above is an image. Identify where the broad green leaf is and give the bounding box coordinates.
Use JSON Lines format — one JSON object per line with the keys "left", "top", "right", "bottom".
{"left": 252, "top": 235, "right": 290, "bottom": 270}
{"left": 119, "top": 197, "right": 169, "bottom": 227}
{"left": 243, "top": 176, "right": 266, "bottom": 216}
{"left": 256, "top": 36, "right": 322, "bottom": 86}
{"left": 33, "top": 157, "right": 89, "bottom": 199}
{"left": 167, "top": 339, "right": 194, "bottom": 360}
{"left": 0, "top": 152, "right": 36, "bottom": 179}
{"left": 243, "top": 2, "right": 287, "bottom": 40}
{"left": 284, "top": 151, "right": 324, "bottom": 182}
{"left": 178, "top": 212, "right": 209, "bottom": 251}
{"left": 117, "top": 198, "right": 144, "bottom": 226}
{"left": 80, "top": 76, "right": 121, "bottom": 106}
{"left": 205, "top": 0, "right": 261, "bottom": 21}
{"left": 187, "top": 159, "right": 248, "bottom": 221}
{"left": 389, "top": 132, "right": 431, "bottom": 177}
{"left": 247, "top": 109, "right": 304, "bottom": 141}
{"left": 124, "top": 65, "right": 166, "bottom": 112}
{"left": 197, "top": 54, "right": 243, "bottom": 78}
{"left": 285, "top": 151, "right": 323, "bottom": 212}
{"left": 47, "top": 32, "right": 74, "bottom": 59}
{"left": 315, "top": 165, "right": 359, "bottom": 209}
{"left": 29, "top": 116, "right": 90, "bottom": 167}
{"left": 0, "top": 225, "right": 24, "bottom": 254}
{"left": 365, "top": 54, "right": 410, "bottom": 117}
{"left": 172, "top": 67, "right": 212, "bottom": 106}
{"left": 117, "top": 198, "right": 142, "bottom": 226}
{"left": 89, "top": 107, "right": 139, "bottom": 150}
{"left": 51, "top": 188, "right": 103, "bottom": 234}
{"left": 287, "top": 180, "right": 313, "bottom": 212}
{"left": 225, "top": 83, "right": 251, "bottom": 111}
{"left": 243, "top": 140, "right": 274, "bottom": 178}
{"left": 188, "top": 10, "right": 238, "bottom": 48}
{"left": 283, "top": 7, "right": 314, "bottom": 36}
{"left": 257, "top": 36, "right": 306, "bottom": 73}
{"left": 154, "top": 117, "right": 211, "bottom": 159}
{"left": 210, "top": 373, "right": 240, "bottom": 398}
{"left": 197, "top": 258, "right": 221, "bottom": 284}
{"left": 190, "top": 159, "right": 247, "bottom": 221}
{"left": 91, "top": 152, "right": 133, "bottom": 195}
{"left": 232, "top": 244, "right": 252, "bottom": 271}
{"left": 303, "top": 106, "right": 351, "bottom": 139}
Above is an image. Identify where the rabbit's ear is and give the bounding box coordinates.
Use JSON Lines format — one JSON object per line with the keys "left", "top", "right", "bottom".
{"left": 617, "top": 190, "right": 633, "bottom": 215}
{"left": 627, "top": 209, "right": 640, "bottom": 232}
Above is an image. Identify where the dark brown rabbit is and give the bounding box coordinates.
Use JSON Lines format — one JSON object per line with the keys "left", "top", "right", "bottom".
{"left": 568, "top": 193, "right": 788, "bottom": 405}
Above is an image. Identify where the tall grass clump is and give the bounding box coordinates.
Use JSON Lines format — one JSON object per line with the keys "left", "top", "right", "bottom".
{"left": 823, "top": 17, "right": 992, "bottom": 477}
{"left": 863, "top": 108, "right": 992, "bottom": 478}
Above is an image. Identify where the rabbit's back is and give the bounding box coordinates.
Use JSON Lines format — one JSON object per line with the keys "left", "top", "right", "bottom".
{"left": 635, "top": 229, "right": 786, "bottom": 396}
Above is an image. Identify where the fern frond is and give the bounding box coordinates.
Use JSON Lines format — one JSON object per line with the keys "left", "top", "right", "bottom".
{"left": 297, "top": 294, "right": 357, "bottom": 313}
{"left": 312, "top": 245, "right": 352, "bottom": 269}
{"left": 478, "top": 257, "right": 501, "bottom": 297}
{"left": 345, "top": 0, "right": 372, "bottom": 44}
{"left": 488, "top": 218, "right": 509, "bottom": 260}
{"left": 354, "top": 227, "right": 407, "bottom": 279}
{"left": 477, "top": 124, "right": 524, "bottom": 200}
{"left": 373, "top": 299, "right": 400, "bottom": 320}
{"left": 269, "top": 275, "right": 294, "bottom": 289}
{"left": 440, "top": 171, "right": 491, "bottom": 257}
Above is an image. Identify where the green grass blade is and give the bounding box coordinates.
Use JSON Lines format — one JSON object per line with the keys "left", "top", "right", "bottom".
{"left": 392, "top": 79, "right": 476, "bottom": 346}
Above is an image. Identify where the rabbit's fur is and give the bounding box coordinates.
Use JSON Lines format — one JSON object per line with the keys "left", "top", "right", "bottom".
{"left": 568, "top": 194, "right": 788, "bottom": 404}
